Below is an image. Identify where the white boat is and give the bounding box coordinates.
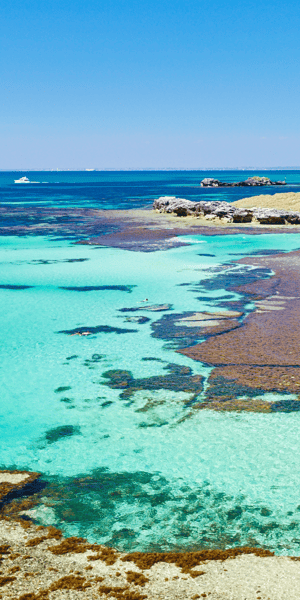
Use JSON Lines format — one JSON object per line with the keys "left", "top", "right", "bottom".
{"left": 14, "top": 176, "right": 40, "bottom": 183}
{"left": 14, "top": 176, "right": 30, "bottom": 183}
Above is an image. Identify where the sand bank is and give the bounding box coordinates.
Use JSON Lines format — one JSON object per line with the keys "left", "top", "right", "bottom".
{"left": 233, "top": 191, "right": 300, "bottom": 212}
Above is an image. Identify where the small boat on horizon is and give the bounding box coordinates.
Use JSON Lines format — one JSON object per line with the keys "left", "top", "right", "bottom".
{"left": 14, "top": 176, "right": 30, "bottom": 183}
{"left": 14, "top": 176, "right": 40, "bottom": 183}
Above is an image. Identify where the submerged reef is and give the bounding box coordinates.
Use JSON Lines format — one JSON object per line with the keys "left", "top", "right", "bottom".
{"left": 119, "top": 304, "right": 172, "bottom": 313}
{"left": 60, "top": 285, "right": 136, "bottom": 293}
{"left": 0, "top": 284, "right": 34, "bottom": 290}
{"left": 3, "top": 467, "right": 296, "bottom": 600}
{"left": 178, "top": 249, "right": 300, "bottom": 411}
{"left": 58, "top": 325, "right": 138, "bottom": 336}
{"left": 101, "top": 363, "right": 204, "bottom": 403}
{"left": 2, "top": 468, "right": 300, "bottom": 557}
{"left": 151, "top": 310, "right": 243, "bottom": 349}
{"left": 43, "top": 425, "right": 81, "bottom": 446}
{"left": 123, "top": 316, "right": 150, "bottom": 324}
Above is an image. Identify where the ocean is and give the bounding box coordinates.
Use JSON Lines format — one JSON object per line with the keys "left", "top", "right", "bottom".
{"left": 1, "top": 169, "right": 300, "bottom": 210}
{"left": 1, "top": 171, "right": 300, "bottom": 555}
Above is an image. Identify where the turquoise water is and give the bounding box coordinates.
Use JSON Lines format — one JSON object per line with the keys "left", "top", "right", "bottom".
{"left": 1, "top": 232, "right": 300, "bottom": 554}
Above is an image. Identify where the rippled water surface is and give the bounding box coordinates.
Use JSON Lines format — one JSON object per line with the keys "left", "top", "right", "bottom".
{"left": 2, "top": 230, "right": 300, "bottom": 555}
{"left": 1, "top": 169, "right": 300, "bottom": 209}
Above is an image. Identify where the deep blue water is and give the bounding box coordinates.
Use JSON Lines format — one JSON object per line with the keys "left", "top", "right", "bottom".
{"left": 1, "top": 170, "right": 300, "bottom": 210}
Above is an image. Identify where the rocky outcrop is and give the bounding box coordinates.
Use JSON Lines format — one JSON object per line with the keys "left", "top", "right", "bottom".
{"left": 153, "top": 196, "right": 300, "bottom": 225}
{"left": 200, "top": 176, "right": 286, "bottom": 187}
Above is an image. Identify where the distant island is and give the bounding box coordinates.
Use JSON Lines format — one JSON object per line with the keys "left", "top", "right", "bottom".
{"left": 200, "top": 176, "right": 286, "bottom": 187}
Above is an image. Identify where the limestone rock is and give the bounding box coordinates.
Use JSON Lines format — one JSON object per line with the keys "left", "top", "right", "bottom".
{"left": 200, "top": 176, "right": 286, "bottom": 188}
{"left": 153, "top": 197, "right": 300, "bottom": 225}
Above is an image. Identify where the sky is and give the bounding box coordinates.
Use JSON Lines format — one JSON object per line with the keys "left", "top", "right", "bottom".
{"left": 1, "top": 0, "right": 300, "bottom": 169}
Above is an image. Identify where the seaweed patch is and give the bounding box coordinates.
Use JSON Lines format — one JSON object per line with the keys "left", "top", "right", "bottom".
{"left": 151, "top": 311, "right": 242, "bottom": 349}
{"left": 21, "top": 468, "right": 300, "bottom": 553}
{"left": 43, "top": 425, "right": 81, "bottom": 445}
{"left": 58, "top": 325, "right": 138, "bottom": 335}
{"left": 192, "top": 265, "right": 273, "bottom": 294}
{"left": 83, "top": 354, "right": 104, "bottom": 368}
{"left": 55, "top": 386, "right": 72, "bottom": 393}
{"left": 122, "top": 547, "right": 274, "bottom": 574}
{"left": 124, "top": 316, "right": 150, "bottom": 324}
{"left": 0, "top": 284, "right": 34, "bottom": 290}
{"left": 141, "top": 357, "right": 164, "bottom": 362}
{"left": 101, "top": 363, "right": 203, "bottom": 402}
{"left": 30, "top": 258, "right": 89, "bottom": 264}
{"left": 60, "top": 285, "right": 136, "bottom": 293}
{"left": 119, "top": 304, "right": 172, "bottom": 313}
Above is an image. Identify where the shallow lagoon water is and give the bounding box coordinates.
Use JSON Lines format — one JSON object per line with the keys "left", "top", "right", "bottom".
{"left": 1, "top": 232, "right": 300, "bottom": 554}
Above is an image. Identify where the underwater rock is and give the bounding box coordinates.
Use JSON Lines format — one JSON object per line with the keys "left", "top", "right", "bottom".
{"left": 124, "top": 316, "right": 150, "bottom": 324}
{"left": 60, "top": 285, "right": 136, "bottom": 293}
{"left": 44, "top": 425, "right": 81, "bottom": 445}
{"left": 151, "top": 311, "right": 243, "bottom": 349}
{"left": 180, "top": 250, "right": 300, "bottom": 403}
{"left": 101, "top": 363, "right": 204, "bottom": 401}
{"left": 58, "top": 325, "right": 138, "bottom": 335}
{"left": 8, "top": 467, "right": 298, "bottom": 557}
{"left": 31, "top": 258, "right": 89, "bottom": 264}
{"left": 0, "top": 284, "right": 34, "bottom": 290}
{"left": 119, "top": 304, "right": 172, "bottom": 313}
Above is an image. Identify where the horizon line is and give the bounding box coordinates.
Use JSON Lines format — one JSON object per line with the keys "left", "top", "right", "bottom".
{"left": 1, "top": 167, "right": 300, "bottom": 172}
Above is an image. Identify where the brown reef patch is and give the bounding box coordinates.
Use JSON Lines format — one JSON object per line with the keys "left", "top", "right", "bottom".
{"left": 195, "top": 395, "right": 272, "bottom": 413}
{"left": 151, "top": 311, "right": 243, "bottom": 349}
{"left": 1, "top": 204, "right": 298, "bottom": 252}
{"left": 179, "top": 249, "right": 300, "bottom": 408}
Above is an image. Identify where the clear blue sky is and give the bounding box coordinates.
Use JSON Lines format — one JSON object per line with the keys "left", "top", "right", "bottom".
{"left": 1, "top": 0, "right": 300, "bottom": 169}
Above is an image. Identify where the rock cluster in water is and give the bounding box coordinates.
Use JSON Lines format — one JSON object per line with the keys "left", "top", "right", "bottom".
{"left": 153, "top": 197, "right": 300, "bottom": 224}
{"left": 200, "top": 176, "right": 286, "bottom": 187}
